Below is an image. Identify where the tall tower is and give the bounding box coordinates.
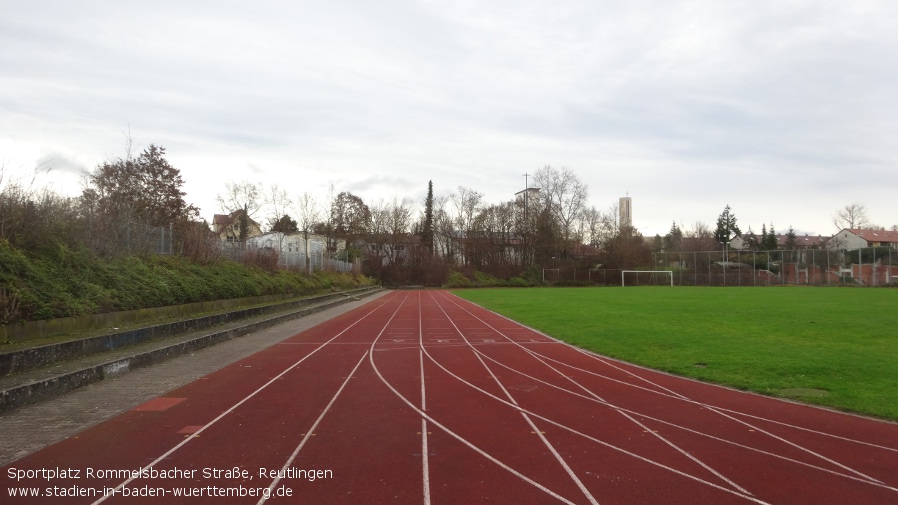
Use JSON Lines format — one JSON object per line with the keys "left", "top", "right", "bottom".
{"left": 619, "top": 194, "right": 632, "bottom": 229}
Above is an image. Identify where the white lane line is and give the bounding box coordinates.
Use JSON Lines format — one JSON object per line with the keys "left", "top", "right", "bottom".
{"left": 430, "top": 293, "right": 600, "bottom": 505}
{"left": 535, "top": 349, "right": 889, "bottom": 485}
{"left": 524, "top": 348, "right": 752, "bottom": 496}
{"left": 467, "top": 344, "right": 898, "bottom": 493}
{"left": 453, "top": 290, "right": 898, "bottom": 455}
{"left": 439, "top": 291, "right": 892, "bottom": 486}
{"left": 418, "top": 294, "right": 432, "bottom": 505}
{"left": 257, "top": 351, "right": 368, "bottom": 504}
{"left": 417, "top": 332, "right": 773, "bottom": 504}
{"left": 476, "top": 350, "right": 600, "bottom": 505}
{"left": 570, "top": 347, "right": 898, "bottom": 453}
{"left": 90, "top": 292, "right": 402, "bottom": 505}
{"left": 432, "top": 292, "right": 750, "bottom": 496}
{"left": 369, "top": 305, "right": 577, "bottom": 504}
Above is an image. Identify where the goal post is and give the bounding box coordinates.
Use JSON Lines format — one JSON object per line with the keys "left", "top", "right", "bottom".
{"left": 621, "top": 270, "right": 674, "bottom": 287}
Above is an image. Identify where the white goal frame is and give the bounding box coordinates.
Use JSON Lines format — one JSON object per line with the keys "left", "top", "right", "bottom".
{"left": 542, "top": 268, "right": 560, "bottom": 283}
{"left": 621, "top": 270, "right": 674, "bottom": 287}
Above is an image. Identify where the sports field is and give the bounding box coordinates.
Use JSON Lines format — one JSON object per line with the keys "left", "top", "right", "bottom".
{"left": 454, "top": 287, "right": 898, "bottom": 421}
{"left": 5, "top": 290, "right": 898, "bottom": 504}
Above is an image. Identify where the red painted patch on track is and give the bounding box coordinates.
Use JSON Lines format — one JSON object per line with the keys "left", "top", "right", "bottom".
{"left": 132, "top": 397, "right": 186, "bottom": 412}
{"left": 3, "top": 291, "right": 898, "bottom": 504}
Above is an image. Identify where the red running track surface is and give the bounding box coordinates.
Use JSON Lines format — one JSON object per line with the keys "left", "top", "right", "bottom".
{"left": 2, "top": 290, "right": 897, "bottom": 504}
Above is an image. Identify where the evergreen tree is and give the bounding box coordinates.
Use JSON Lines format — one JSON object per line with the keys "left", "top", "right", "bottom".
{"left": 784, "top": 226, "right": 798, "bottom": 250}
{"left": 714, "top": 204, "right": 741, "bottom": 245}
{"left": 271, "top": 214, "right": 299, "bottom": 233}
{"left": 420, "top": 181, "right": 434, "bottom": 256}
{"left": 763, "top": 224, "right": 778, "bottom": 250}
{"left": 663, "top": 221, "right": 683, "bottom": 251}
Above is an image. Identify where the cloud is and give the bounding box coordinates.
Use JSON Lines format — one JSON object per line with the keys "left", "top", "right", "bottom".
{"left": 2, "top": 1, "right": 898, "bottom": 235}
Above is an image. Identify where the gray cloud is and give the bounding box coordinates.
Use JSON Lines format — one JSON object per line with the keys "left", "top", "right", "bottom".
{"left": 2, "top": 1, "right": 897, "bottom": 235}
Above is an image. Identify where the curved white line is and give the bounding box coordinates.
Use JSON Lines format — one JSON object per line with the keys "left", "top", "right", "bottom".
{"left": 448, "top": 290, "right": 898, "bottom": 453}
{"left": 460, "top": 335, "right": 898, "bottom": 493}
{"left": 438, "top": 291, "right": 894, "bottom": 485}
{"left": 429, "top": 291, "right": 751, "bottom": 497}
{"left": 258, "top": 351, "right": 368, "bottom": 504}
{"left": 369, "top": 294, "right": 578, "bottom": 505}
{"left": 415, "top": 319, "right": 772, "bottom": 505}
{"left": 90, "top": 291, "right": 402, "bottom": 505}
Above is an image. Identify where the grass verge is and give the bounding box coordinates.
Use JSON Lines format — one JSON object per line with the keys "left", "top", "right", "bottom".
{"left": 454, "top": 286, "right": 898, "bottom": 421}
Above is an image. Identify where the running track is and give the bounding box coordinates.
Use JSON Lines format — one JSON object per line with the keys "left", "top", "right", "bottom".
{"left": 3, "top": 291, "right": 897, "bottom": 504}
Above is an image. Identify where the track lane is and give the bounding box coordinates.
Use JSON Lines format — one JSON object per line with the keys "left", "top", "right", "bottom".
{"left": 4, "top": 290, "right": 898, "bottom": 504}
{"left": 427, "top": 291, "right": 898, "bottom": 504}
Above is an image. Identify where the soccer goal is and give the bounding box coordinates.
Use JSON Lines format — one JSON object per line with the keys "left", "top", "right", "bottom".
{"left": 621, "top": 270, "right": 674, "bottom": 287}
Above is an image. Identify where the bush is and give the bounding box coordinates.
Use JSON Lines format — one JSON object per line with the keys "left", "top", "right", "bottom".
{"left": 443, "top": 271, "right": 473, "bottom": 288}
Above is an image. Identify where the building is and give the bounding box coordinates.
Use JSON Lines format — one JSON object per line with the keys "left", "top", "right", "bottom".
{"left": 619, "top": 196, "right": 632, "bottom": 229}
{"left": 730, "top": 233, "right": 828, "bottom": 250}
{"left": 211, "top": 210, "right": 263, "bottom": 241}
{"left": 828, "top": 229, "right": 898, "bottom": 250}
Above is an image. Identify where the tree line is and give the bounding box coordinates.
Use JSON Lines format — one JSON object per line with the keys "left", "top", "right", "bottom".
{"left": 5, "top": 140, "right": 889, "bottom": 286}
{"left": 214, "top": 165, "right": 662, "bottom": 284}
{"left": 1, "top": 143, "right": 656, "bottom": 284}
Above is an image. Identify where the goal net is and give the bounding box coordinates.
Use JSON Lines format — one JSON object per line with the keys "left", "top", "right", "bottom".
{"left": 621, "top": 270, "right": 674, "bottom": 287}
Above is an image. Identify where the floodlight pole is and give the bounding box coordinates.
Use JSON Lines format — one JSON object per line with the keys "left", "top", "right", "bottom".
{"left": 522, "top": 173, "right": 530, "bottom": 266}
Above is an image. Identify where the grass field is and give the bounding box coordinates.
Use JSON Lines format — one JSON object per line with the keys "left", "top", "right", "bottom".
{"left": 453, "top": 286, "right": 898, "bottom": 421}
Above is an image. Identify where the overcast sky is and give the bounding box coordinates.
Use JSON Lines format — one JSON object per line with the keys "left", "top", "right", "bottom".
{"left": 2, "top": 0, "right": 897, "bottom": 237}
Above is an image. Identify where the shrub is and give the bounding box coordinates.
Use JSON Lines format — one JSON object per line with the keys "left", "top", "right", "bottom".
{"left": 443, "top": 271, "right": 473, "bottom": 288}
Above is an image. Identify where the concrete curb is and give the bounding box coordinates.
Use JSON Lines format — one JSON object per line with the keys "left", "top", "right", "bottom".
{"left": 0, "top": 287, "right": 382, "bottom": 414}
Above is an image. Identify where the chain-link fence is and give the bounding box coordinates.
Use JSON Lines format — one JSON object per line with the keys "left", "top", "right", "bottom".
{"left": 84, "top": 222, "right": 177, "bottom": 256}
{"left": 93, "top": 224, "right": 357, "bottom": 273}
{"left": 229, "top": 234, "right": 356, "bottom": 273}
{"left": 534, "top": 248, "right": 897, "bottom": 287}
{"left": 648, "top": 248, "right": 897, "bottom": 287}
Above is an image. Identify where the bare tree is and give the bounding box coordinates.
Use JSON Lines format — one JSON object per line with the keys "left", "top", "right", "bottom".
{"left": 294, "top": 192, "right": 321, "bottom": 236}
{"left": 432, "top": 194, "right": 456, "bottom": 261}
{"left": 833, "top": 203, "right": 869, "bottom": 230}
{"left": 293, "top": 191, "right": 321, "bottom": 273}
{"left": 451, "top": 186, "right": 483, "bottom": 235}
{"left": 685, "top": 221, "right": 718, "bottom": 251}
{"left": 366, "top": 198, "right": 391, "bottom": 263}
{"left": 450, "top": 186, "right": 483, "bottom": 264}
{"left": 266, "top": 183, "right": 293, "bottom": 231}
{"left": 385, "top": 197, "right": 415, "bottom": 265}
{"left": 533, "top": 165, "right": 588, "bottom": 245}
{"left": 579, "top": 206, "right": 603, "bottom": 247}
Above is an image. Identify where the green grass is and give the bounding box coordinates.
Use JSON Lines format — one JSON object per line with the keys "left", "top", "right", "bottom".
{"left": 454, "top": 286, "right": 898, "bottom": 421}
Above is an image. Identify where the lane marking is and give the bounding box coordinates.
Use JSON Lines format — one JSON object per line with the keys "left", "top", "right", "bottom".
{"left": 370, "top": 296, "right": 577, "bottom": 505}
{"left": 90, "top": 291, "right": 404, "bottom": 505}
{"left": 538, "top": 349, "right": 890, "bottom": 484}
{"left": 257, "top": 351, "right": 368, "bottom": 504}
{"left": 419, "top": 293, "right": 432, "bottom": 505}
{"left": 468, "top": 342, "right": 898, "bottom": 493}
{"left": 570, "top": 348, "right": 898, "bottom": 453}
{"left": 436, "top": 291, "right": 898, "bottom": 493}
{"left": 418, "top": 329, "right": 774, "bottom": 505}
{"left": 431, "top": 291, "right": 750, "bottom": 496}
{"left": 432, "top": 293, "right": 600, "bottom": 505}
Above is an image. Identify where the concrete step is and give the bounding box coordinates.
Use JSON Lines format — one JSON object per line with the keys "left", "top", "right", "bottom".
{"left": 0, "top": 286, "right": 382, "bottom": 414}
